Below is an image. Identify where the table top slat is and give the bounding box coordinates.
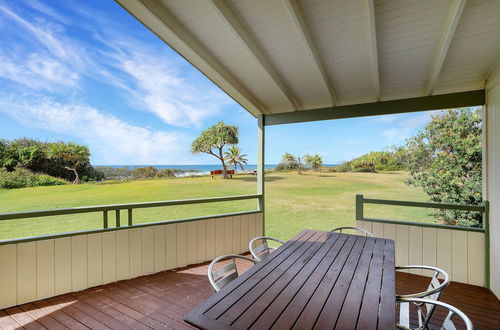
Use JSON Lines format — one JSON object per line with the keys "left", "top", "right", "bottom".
{"left": 246, "top": 233, "right": 342, "bottom": 329}
{"left": 378, "top": 239, "right": 396, "bottom": 330}
{"left": 312, "top": 236, "right": 368, "bottom": 329}
{"left": 335, "top": 238, "right": 377, "bottom": 328}
{"left": 205, "top": 230, "right": 325, "bottom": 320}
{"left": 283, "top": 235, "right": 359, "bottom": 329}
{"left": 356, "top": 239, "right": 386, "bottom": 330}
{"left": 269, "top": 234, "right": 350, "bottom": 329}
{"left": 187, "top": 230, "right": 311, "bottom": 318}
{"left": 184, "top": 230, "right": 396, "bottom": 330}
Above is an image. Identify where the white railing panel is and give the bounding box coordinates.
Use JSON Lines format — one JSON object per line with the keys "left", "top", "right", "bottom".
{"left": 358, "top": 220, "right": 485, "bottom": 286}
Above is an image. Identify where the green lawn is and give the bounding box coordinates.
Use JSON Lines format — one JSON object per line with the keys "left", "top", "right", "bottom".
{"left": 0, "top": 171, "right": 433, "bottom": 240}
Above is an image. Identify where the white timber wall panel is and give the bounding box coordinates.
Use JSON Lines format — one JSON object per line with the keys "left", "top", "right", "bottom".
{"left": 36, "top": 239, "right": 54, "bottom": 300}
{"left": 196, "top": 221, "right": 207, "bottom": 263}
{"left": 87, "top": 233, "right": 102, "bottom": 287}
{"left": 102, "top": 232, "right": 117, "bottom": 284}
{"left": 54, "top": 237, "right": 72, "bottom": 295}
{"left": 165, "top": 224, "right": 177, "bottom": 270}
{"left": 0, "top": 244, "right": 17, "bottom": 308}
{"left": 142, "top": 227, "right": 155, "bottom": 275}
{"left": 154, "top": 226, "right": 166, "bottom": 272}
{"left": 0, "top": 213, "right": 261, "bottom": 309}
{"left": 71, "top": 235, "right": 88, "bottom": 291}
{"left": 17, "top": 242, "right": 36, "bottom": 304}
{"left": 116, "top": 230, "right": 130, "bottom": 281}
{"left": 357, "top": 220, "right": 485, "bottom": 286}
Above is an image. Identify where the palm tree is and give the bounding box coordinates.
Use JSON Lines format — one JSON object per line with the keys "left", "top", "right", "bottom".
{"left": 224, "top": 146, "right": 248, "bottom": 172}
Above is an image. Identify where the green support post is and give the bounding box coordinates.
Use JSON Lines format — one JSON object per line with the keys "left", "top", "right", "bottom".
{"left": 355, "top": 194, "right": 364, "bottom": 221}
{"left": 257, "top": 115, "right": 265, "bottom": 235}
{"left": 103, "top": 211, "right": 108, "bottom": 229}
{"left": 116, "top": 210, "right": 121, "bottom": 227}
{"left": 128, "top": 209, "right": 133, "bottom": 226}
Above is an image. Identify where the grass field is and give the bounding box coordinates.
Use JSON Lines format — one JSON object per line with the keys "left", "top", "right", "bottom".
{"left": 0, "top": 171, "right": 434, "bottom": 241}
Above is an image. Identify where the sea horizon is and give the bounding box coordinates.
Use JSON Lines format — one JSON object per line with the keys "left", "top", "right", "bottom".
{"left": 93, "top": 164, "right": 339, "bottom": 176}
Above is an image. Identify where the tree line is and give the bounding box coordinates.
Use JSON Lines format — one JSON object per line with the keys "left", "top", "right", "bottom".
{"left": 0, "top": 138, "right": 102, "bottom": 188}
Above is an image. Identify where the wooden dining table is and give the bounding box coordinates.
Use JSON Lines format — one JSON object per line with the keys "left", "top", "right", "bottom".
{"left": 184, "top": 229, "right": 396, "bottom": 329}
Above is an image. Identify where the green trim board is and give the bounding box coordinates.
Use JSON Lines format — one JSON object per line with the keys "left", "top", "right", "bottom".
{"left": 264, "top": 90, "right": 485, "bottom": 126}
{"left": 0, "top": 194, "right": 262, "bottom": 221}
{"left": 0, "top": 210, "right": 262, "bottom": 245}
{"left": 360, "top": 217, "right": 485, "bottom": 233}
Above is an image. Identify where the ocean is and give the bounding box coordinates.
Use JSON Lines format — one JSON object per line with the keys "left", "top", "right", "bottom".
{"left": 95, "top": 164, "right": 339, "bottom": 177}
{"left": 95, "top": 164, "right": 278, "bottom": 177}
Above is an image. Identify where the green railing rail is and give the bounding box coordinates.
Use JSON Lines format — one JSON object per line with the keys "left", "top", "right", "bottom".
{"left": 0, "top": 194, "right": 262, "bottom": 245}
{"left": 355, "top": 194, "right": 490, "bottom": 288}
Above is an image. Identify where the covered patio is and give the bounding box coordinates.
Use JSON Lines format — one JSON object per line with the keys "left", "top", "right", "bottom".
{"left": 1, "top": 261, "right": 499, "bottom": 329}
{"left": 1, "top": 0, "right": 500, "bottom": 328}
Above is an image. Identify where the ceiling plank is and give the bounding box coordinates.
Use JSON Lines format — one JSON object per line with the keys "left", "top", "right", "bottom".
{"left": 208, "top": 0, "right": 301, "bottom": 110}
{"left": 264, "top": 90, "right": 484, "bottom": 126}
{"left": 116, "top": 0, "right": 268, "bottom": 116}
{"left": 283, "top": 0, "right": 338, "bottom": 106}
{"left": 426, "top": 0, "right": 467, "bottom": 96}
{"left": 367, "top": 0, "right": 380, "bottom": 101}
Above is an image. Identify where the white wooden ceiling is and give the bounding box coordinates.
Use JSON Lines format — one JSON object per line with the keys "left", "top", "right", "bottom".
{"left": 117, "top": 0, "right": 500, "bottom": 117}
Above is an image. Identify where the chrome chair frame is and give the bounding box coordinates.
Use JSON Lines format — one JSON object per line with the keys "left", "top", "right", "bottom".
{"left": 397, "top": 297, "right": 474, "bottom": 330}
{"left": 249, "top": 236, "right": 285, "bottom": 262}
{"left": 207, "top": 254, "right": 256, "bottom": 292}
{"left": 396, "top": 265, "right": 450, "bottom": 329}
{"left": 330, "top": 226, "right": 374, "bottom": 237}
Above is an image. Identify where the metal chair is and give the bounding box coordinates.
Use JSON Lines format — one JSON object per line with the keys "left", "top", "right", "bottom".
{"left": 330, "top": 226, "right": 374, "bottom": 237}
{"left": 249, "top": 236, "right": 285, "bottom": 262}
{"left": 397, "top": 297, "right": 474, "bottom": 330}
{"left": 208, "top": 254, "right": 256, "bottom": 292}
{"left": 396, "top": 265, "right": 450, "bottom": 329}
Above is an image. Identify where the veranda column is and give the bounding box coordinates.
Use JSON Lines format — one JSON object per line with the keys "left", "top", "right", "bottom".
{"left": 257, "top": 115, "right": 265, "bottom": 235}
{"left": 486, "top": 63, "right": 500, "bottom": 297}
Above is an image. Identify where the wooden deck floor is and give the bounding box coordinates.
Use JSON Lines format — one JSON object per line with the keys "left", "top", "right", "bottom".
{"left": 1, "top": 262, "right": 499, "bottom": 329}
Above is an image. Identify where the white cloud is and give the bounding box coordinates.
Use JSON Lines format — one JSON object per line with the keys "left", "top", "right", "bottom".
{"left": 380, "top": 111, "right": 439, "bottom": 144}
{"left": 0, "top": 96, "right": 191, "bottom": 165}
{"left": 0, "top": 2, "right": 230, "bottom": 129}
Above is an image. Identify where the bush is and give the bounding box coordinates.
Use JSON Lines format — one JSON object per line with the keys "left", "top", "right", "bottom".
{"left": 156, "top": 168, "right": 176, "bottom": 178}
{"left": 274, "top": 162, "right": 298, "bottom": 171}
{"left": 132, "top": 166, "right": 158, "bottom": 179}
{"left": 0, "top": 168, "right": 67, "bottom": 189}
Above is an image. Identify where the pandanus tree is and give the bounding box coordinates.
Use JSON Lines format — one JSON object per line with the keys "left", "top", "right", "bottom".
{"left": 304, "top": 154, "right": 323, "bottom": 171}
{"left": 191, "top": 121, "right": 239, "bottom": 179}
{"left": 48, "top": 142, "right": 90, "bottom": 184}
{"left": 224, "top": 146, "right": 248, "bottom": 172}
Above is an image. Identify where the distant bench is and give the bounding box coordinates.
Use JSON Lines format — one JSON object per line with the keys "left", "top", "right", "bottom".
{"left": 210, "top": 169, "right": 235, "bottom": 178}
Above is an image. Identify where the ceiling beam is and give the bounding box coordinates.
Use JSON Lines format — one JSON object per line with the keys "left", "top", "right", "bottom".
{"left": 367, "top": 0, "right": 380, "bottom": 101}
{"left": 115, "top": 0, "right": 268, "bottom": 116}
{"left": 426, "top": 0, "right": 467, "bottom": 95}
{"left": 264, "top": 90, "right": 485, "bottom": 126}
{"left": 283, "top": 0, "right": 338, "bottom": 106}
{"left": 208, "top": 0, "right": 301, "bottom": 110}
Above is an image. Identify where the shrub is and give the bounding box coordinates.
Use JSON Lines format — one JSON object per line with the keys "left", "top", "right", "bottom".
{"left": 274, "top": 162, "right": 297, "bottom": 171}
{"left": 399, "top": 108, "right": 482, "bottom": 227}
{"left": 156, "top": 168, "right": 176, "bottom": 178}
{"left": 0, "top": 168, "right": 67, "bottom": 189}
{"left": 132, "top": 166, "right": 158, "bottom": 179}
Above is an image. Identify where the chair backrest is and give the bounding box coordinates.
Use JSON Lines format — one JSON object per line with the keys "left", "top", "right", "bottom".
{"left": 397, "top": 298, "right": 474, "bottom": 330}
{"left": 249, "top": 236, "right": 285, "bottom": 262}
{"left": 396, "top": 265, "right": 450, "bottom": 328}
{"left": 330, "top": 226, "right": 374, "bottom": 237}
{"left": 208, "top": 254, "right": 256, "bottom": 292}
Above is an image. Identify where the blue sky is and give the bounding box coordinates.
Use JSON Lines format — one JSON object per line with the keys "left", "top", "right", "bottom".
{"left": 0, "top": 0, "right": 436, "bottom": 165}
